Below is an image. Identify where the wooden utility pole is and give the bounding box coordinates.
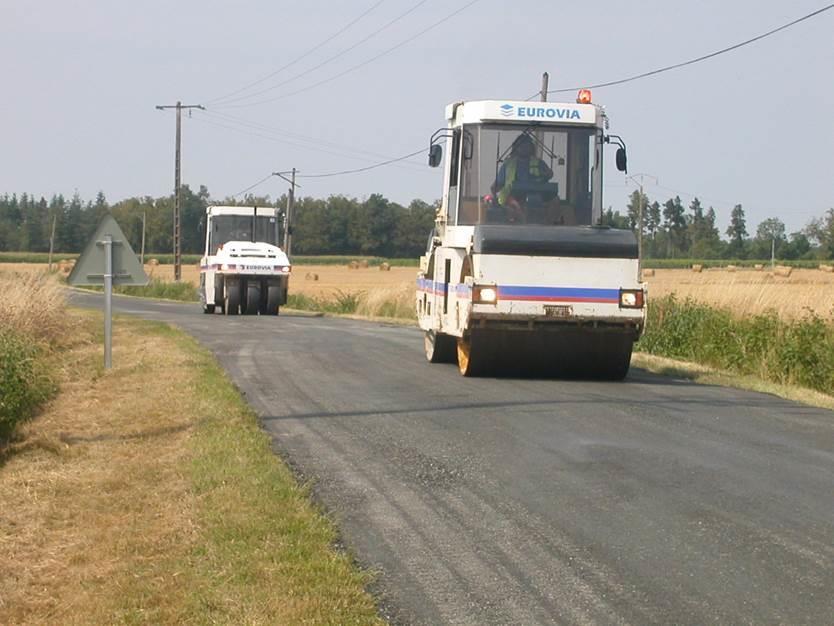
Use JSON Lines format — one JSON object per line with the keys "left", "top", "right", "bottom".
{"left": 540, "top": 72, "right": 549, "bottom": 102}
{"left": 140, "top": 210, "right": 147, "bottom": 265}
{"left": 273, "top": 169, "right": 300, "bottom": 258}
{"left": 155, "top": 101, "right": 204, "bottom": 281}
{"left": 47, "top": 213, "right": 57, "bottom": 272}
{"left": 626, "top": 173, "right": 658, "bottom": 278}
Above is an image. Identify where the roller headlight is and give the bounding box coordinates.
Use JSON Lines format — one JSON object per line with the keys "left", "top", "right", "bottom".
{"left": 619, "top": 289, "right": 644, "bottom": 309}
{"left": 473, "top": 285, "right": 498, "bottom": 304}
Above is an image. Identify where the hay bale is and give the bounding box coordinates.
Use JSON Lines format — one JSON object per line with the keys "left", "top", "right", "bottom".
{"left": 304, "top": 272, "right": 319, "bottom": 281}
{"left": 348, "top": 261, "right": 359, "bottom": 270}
{"left": 642, "top": 268, "right": 655, "bottom": 277}
{"left": 691, "top": 264, "right": 703, "bottom": 273}
{"left": 819, "top": 264, "right": 834, "bottom": 273}
{"left": 753, "top": 264, "right": 764, "bottom": 271}
{"left": 774, "top": 265, "right": 793, "bottom": 278}
{"left": 148, "top": 258, "right": 160, "bottom": 266}
{"left": 379, "top": 262, "right": 391, "bottom": 272}
{"left": 359, "top": 259, "right": 370, "bottom": 269}
{"left": 725, "top": 265, "right": 738, "bottom": 272}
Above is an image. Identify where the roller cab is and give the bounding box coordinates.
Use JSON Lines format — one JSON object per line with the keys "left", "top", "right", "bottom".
{"left": 417, "top": 95, "right": 645, "bottom": 378}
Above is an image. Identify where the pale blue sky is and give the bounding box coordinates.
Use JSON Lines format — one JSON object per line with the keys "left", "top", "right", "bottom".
{"left": 2, "top": 0, "right": 832, "bottom": 233}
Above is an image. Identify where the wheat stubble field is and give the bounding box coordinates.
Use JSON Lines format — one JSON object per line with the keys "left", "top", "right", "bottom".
{"left": 1, "top": 262, "right": 832, "bottom": 319}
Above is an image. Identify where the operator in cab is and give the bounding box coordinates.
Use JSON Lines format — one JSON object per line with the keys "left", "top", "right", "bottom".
{"left": 490, "top": 134, "right": 553, "bottom": 222}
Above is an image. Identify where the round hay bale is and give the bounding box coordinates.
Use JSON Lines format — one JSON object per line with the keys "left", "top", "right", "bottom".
{"left": 379, "top": 262, "right": 391, "bottom": 272}
{"left": 691, "top": 264, "right": 703, "bottom": 273}
{"left": 725, "top": 264, "right": 738, "bottom": 272}
{"left": 348, "top": 261, "right": 359, "bottom": 270}
{"left": 642, "top": 268, "right": 655, "bottom": 277}
{"left": 753, "top": 264, "right": 764, "bottom": 271}
{"left": 148, "top": 258, "right": 160, "bottom": 266}
{"left": 819, "top": 264, "right": 834, "bottom": 273}
{"left": 359, "top": 259, "right": 370, "bottom": 269}
{"left": 774, "top": 265, "right": 793, "bottom": 278}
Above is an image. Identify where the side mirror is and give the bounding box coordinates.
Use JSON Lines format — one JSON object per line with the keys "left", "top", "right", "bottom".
{"left": 616, "top": 147, "right": 628, "bottom": 173}
{"left": 428, "top": 144, "right": 443, "bottom": 168}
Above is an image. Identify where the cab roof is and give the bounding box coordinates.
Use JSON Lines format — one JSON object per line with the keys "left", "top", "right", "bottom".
{"left": 445, "top": 100, "right": 602, "bottom": 128}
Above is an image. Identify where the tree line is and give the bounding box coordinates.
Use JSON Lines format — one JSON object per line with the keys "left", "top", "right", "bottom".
{"left": 0, "top": 185, "right": 831, "bottom": 260}
{"left": 602, "top": 191, "right": 834, "bottom": 260}
{"left": 0, "top": 187, "right": 436, "bottom": 259}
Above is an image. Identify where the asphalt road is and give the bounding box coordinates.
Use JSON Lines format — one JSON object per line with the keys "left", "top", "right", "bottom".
{"left": 72, "top": 292, "right": 834, "bottom": 625}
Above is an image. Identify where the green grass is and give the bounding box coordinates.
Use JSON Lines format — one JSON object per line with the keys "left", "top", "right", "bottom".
{"left": 642, "top": 258, "right": 824, "bottom": 269}
{"left": 135, "top": 319, "right": 383, "bottom": 623}
{"left": 85, "top": 278, "right": 199, "bottom": 302}
{"left": 287, "top": 290, "right": 363, "bottom": 314}
{"left": 0, "top": 330, "right": 56, "bottom": 442}
{"left": 638, "top": 295, "right": 834, "bottom": 395}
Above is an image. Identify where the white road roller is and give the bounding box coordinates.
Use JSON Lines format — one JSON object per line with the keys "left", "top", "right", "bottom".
{"left": 417, "top": 92, "right": 645, "bottom": 378}
{"left": 199, "top": 205, "right": 290, "bottom": 315}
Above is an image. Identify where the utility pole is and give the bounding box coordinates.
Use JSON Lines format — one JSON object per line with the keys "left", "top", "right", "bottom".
{"left": 626, "top": 173, "right": 658, "bottom": 278}
{"left": 47, "top": 213, "right": 57, "bottom": 272}
{"left": 140, "top": 210, "right": 146, "bottom": 265}
{"left": 272, "top": 169, "right": 300, "bottom": 258}
{"left": 540, "top": 71, "right": 549, "bottom": 102}
{"left": 155, "top": 101, "right": 204, "bottom": 281}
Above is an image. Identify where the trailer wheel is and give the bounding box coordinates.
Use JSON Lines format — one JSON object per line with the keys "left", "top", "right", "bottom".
{"left": 263, "top": 285, "right": 282, "bottom": 316}
{"left": 202, "top": 304, "right": 215, "bottom": 314}
{"left": 457, "top": 335, "right": 486, "bottom": 377}
{"left": 224, "top": 282, "right": 240, "bottom": 315}
{"left": 424, "top": 331, "right": 457, "bottom": 364}
{"left": 243, "top": 282, "right": 261, "bottom": 315}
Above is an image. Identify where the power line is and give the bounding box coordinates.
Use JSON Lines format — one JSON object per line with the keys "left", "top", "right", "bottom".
{"left": 231, "top": 173, "right": 276, "bottom": 198}
{"left": 205, "top": 0, "right": 389, "bottom": 105}
{"left": 297, "top": 148, "right": 425, "bottom": 178}
{"left": 197, "top": 109, "right": 426, "bottom": 168}
{"left": 524, "top": 3, "right": 834, "bottom": 100}
{"left": 217, "top": 0, "right": 483, "bottom": 109}
{"left": 214, "top": 0, "right": 430, "bottom": 107}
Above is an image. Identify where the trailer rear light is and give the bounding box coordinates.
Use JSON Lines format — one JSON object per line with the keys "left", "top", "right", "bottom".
{"left": 274, "top": 265, "right": 291, "bottom": 272}
{"left": 472, "top": 285, "right": 498, "bottom": 304}
{"left": 577, "top": 89, "right": 592, "bottom": 104}
{"left": 619, "top": 289, "right": 644, "bottom": 309}
{"left": 221, "top": 263, "right": 238, "bottom": 271}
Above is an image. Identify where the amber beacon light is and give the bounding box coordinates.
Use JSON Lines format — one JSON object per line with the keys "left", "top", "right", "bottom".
{"left": 576, "top": 89, "right": 592, "bottom": 104}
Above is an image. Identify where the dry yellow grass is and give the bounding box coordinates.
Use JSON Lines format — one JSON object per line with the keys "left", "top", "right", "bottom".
{"left": 0, "top": 270, "right": 69, "bottom": 343}
{"left": 646, "top": 268, "right": 834, "bottom": 319}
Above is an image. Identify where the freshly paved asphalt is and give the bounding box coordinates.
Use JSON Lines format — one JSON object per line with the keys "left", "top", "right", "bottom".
{"left": 72, "top": 292, "right": 834, "bottom": 625}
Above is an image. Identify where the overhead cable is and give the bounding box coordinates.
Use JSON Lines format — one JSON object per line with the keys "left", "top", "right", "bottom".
{"left": 205, "top": 0, "right": 388, "bottom": 105}
{"left": 216, "top": 0, "right": 483, "bottom": 109}
{"left": 524, "top": 3, "right": 834, "bottom": 100}
{"left": 214, "top": 0, "right": 431, "bottom": 107}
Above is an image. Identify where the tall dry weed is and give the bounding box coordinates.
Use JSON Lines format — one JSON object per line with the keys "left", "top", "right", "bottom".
{"left": 355, "top": 285, "right": 415, "bottom": 319}
{"left": 0, "top": 271, "right": 69, "bottom": 344}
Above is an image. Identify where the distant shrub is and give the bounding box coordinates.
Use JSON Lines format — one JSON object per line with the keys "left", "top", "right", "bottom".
{"left": 639, "top": 295, "right": 834, "bottom": 395}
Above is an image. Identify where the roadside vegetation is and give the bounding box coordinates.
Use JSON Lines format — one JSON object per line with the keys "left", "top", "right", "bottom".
{"left": 0, "top": 271, "right": 66, "bottom": 442}
{"left": 638, "top": 295, "right": 834, "bottom": 395}
{"left": 83, "top": 277, "right": 199, "bottom": 302}
{"left": 0, "top": 308, "right": 383, "bottom": 624}
{"left": 288, "top": 286, "right": 414, "bottom": 320}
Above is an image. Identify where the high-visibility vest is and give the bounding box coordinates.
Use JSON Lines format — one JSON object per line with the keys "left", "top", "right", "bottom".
{"left": 498, "top": 157, "right": 541, "bottom": 205}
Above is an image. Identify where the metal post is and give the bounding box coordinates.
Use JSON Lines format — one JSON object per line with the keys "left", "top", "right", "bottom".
{"left": 540, "top": 72, "right": 549, "bottom": 102}
{"left": 286, "top": 167, "right": 296, "bottom": 257}
{"left": 103, "top": 234, "right": 113, "bottom": 369}
{"left": 638, "top": 182, "right": 644, "bottom": 276}
{"left": 140, "top": 210, "right": 146, "bottom": 265}
{"left": 47, "top": 213, "right": 57, "bottom": 272}
{"left": 174, "top": 101, "right": 182, "bottom": 282}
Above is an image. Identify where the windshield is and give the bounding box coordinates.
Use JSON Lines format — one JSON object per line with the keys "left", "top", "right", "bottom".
{"left": 455, "top": 124, "right": 600, "bottom": 226}
{"left": 209, "top": 214, "right": 280, "bottom": 253}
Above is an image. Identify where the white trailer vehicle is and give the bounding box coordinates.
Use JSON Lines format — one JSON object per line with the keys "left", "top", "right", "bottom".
{"left": 199, "top": 205, "right": 291, "bottom": 315}
{"left": 417, "top": 92, "right": 645, "bottom": 378}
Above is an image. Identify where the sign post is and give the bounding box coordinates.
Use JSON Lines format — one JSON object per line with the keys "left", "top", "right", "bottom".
{"left": 68, "top": 215, "right": 148, "bottom": 369}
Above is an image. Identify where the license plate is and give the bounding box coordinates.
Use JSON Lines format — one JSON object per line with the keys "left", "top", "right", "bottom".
{"left": 544, "top": 305, "right": 572, "bottom": 318}
{"left": 242, "top": 264, "right": 269, "bottom": 271}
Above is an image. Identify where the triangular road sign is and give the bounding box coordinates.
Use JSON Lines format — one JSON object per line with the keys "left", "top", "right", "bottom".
{"left": 68, "top": 214, "right": 149, "bottom": 286}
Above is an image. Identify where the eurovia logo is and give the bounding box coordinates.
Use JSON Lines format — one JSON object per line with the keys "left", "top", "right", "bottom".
{"left": 499, "top": 103, "right": 583, "bottom": 120}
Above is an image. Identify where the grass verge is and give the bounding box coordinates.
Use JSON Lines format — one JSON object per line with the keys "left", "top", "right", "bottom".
{"left": 83, "top": 277, "right": 199, "bottom": 302}
{"left": 0, "top": 310, "right": 382, "bottom": 624}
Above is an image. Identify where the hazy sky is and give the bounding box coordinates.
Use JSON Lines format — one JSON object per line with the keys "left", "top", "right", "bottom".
{"left": 2, "top": 0, "right": 832, "bottom": 233}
